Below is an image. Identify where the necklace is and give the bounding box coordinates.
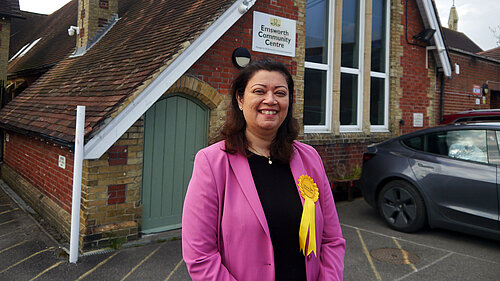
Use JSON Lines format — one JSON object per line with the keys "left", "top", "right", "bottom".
{"left": 248, "top": 145, "right": 272, "bottom": 165}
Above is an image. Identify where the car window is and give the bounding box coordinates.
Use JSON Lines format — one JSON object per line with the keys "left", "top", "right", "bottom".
{"left": 495, "top": 131, "right": 500, "bottom": 157}
{"left": 403, "top": 130, "right": 488, "bottom": 163}
{"left": 403, "top": 132, "right": 449, "bottom": 155}
{"left": 470, "top": 116, "right": 500, "bottom": 122}
{"left": 488, "top": 130, "right": 500, "bottom": 164}
{"left": 452, "top": 116, "right": 500, "bottom": 123}
{"left": 446, "top": 130, "right": 487, "bottom": 163}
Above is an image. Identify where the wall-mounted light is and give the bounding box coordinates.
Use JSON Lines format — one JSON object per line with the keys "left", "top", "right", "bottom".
{"left": 68, "top": 26, "right": 80, "bottom": 36}
{"left": 413, "top": 28, "right": 436, "bottom": 43}
{"left": 232, "top": 47, "right": 251, "bottom": 68}
{"left": 482, "top": 83, "right": 489, "bottom": 95}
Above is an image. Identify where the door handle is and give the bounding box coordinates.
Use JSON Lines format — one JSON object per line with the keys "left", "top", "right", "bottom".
{"left": 417, "top": 162, "right": 434, "bottom": 169}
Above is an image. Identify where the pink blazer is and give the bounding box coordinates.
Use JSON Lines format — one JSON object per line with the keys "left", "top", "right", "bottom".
{"left": 182, "top": 141, "right": 345, "bottom": 281}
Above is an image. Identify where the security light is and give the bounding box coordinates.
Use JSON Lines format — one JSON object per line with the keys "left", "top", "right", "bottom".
{"left": 413, "top": 28, "right": 435, "bottom": 43}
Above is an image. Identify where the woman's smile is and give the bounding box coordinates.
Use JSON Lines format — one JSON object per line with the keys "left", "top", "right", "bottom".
{"left": 237, "top": 70, "right": 289, "bottom": 139}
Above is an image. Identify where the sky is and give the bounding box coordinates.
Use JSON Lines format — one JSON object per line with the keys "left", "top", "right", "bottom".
{"left": 18, "top": 0, "right": 500, "bottom": 51}
{"left": 18, "top": 0, "right": 71, "bottom": 16}
{"left": 434, "top": 0, "right": 500, "bottom": 51}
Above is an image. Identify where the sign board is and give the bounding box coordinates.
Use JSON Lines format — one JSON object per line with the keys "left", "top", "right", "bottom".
{"left": 413, "top": 113, "right": 423, "bottom": 127}
{"left": 473, "top": 85, "right": 481, "bottom": 96}
{"left": 58, "top": 155, "right": 66, "bottom": 169}
{"left": 252, "top": 11, "right": 296, "bottom": 57}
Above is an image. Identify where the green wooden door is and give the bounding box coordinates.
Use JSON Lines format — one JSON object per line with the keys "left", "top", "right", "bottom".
{"left": 142, "top": 94, "right": 208, "bottom": 233}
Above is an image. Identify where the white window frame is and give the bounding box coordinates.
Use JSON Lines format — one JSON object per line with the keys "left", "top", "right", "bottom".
{"left": 339, "top": 0, "right": 365, "bottom": 133}
{"left": 370, "top": 0, "right": 391, "bottom": 132}
{"left": 304, "top": 0, "right": 336, "bottom": 133}
{"left": 303, "top": 0, "right": 390, "bottom": 134}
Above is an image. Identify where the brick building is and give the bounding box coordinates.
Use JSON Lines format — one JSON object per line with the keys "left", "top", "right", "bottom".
{"left": 1, "top": 0, "right": 453, "bottom": 251}
{"left": 438, "top": 27, "right": 500, "bottom": 116}
{"left": 0, "top": 0, "right": 24, "bottom": 102}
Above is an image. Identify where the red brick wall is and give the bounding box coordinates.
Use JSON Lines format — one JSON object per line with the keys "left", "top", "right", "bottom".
{"left": 314, "top": 142, "right": 367, "bottom": 180}
{"left": 399, "top": 0, "right": 434, "bottom": 134}
{"left": 187, "top": 0, "right": 299, "bottom": 96}
{"left": 436, "top": 51, "right": 500, "bottom": 120}
{"left": 3, "top": 131, "right": 74, "bottom": 212}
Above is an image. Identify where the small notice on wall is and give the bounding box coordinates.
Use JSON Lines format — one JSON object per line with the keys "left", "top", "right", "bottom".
{"left": 473, "top": 85, "right": 481, "bottom": 97}
{"left": 413, "top": 113, "right": 423, "bottom": 127}
{"left": 58, "top": 155, "right": 66, "bottom": 169}
{"left": 252, "top": 11, "right": 296, "bottom": 57}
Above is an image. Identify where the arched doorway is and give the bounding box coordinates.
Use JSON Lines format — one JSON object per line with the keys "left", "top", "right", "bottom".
{"left": 142, "top": 94, "right": 208, "bottom": 233}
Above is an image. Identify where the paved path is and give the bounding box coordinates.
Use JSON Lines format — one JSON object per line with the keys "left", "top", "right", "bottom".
{"left": 337, "top": 198, "right": 500, "bottom": 281}
{"left": 0, "top": 181, "right": 189, "bottom": 281}
{"left": 2, "top": 180, "right": 499, "bottom": 280}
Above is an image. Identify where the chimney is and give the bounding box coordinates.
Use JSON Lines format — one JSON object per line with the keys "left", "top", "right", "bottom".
{"left": 76, "top": 0, "right": 118, "bottom": 53}
{"left": 1, "top": 0, "right": 24, "bottom": 105}
{"left": 0, "top": 19, "right": 11, "bottom": 84}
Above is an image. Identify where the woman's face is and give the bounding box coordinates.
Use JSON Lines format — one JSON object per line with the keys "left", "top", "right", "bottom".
{"left": 237, "top": 70, "right": 290, "bottom": 138}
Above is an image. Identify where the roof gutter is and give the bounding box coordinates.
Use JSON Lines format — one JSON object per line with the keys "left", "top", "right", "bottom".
{"left": 83, "top": 0, "right": 256, "bottom": 159}
{"left": 418, "top": 0, "right": 452, "bottom": 77}
{"left": 0, "top": 12, "right": 25, "bottom": 19}
{"left": 449, "top": 47, "right": 500, "bottom": 64}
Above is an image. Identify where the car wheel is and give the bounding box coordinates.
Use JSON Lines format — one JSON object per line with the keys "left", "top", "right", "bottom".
{"left": 377, "top": 180, "right": 426, "bottom": 232}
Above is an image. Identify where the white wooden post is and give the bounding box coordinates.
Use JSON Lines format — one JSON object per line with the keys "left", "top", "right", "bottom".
{"left": 69, "top": 106, "right": 85, "bottom": 263}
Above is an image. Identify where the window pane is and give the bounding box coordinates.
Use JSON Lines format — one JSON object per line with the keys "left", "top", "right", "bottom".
{"left": 404, "top": 130, "right": 488, "bottom": 163}
{"left": 341, "top": 0, "right": 360, "bottom": 68}
{"left": 304, "top": 68, "right": 327, "bottom": 125}
{"left": 403, "top": 132, "right": 447, "bottom": 154}
{"left": 340, "top": 73, "right": 358, "bottom": 125}
{"left": 403, "top": 136, "right": 423, "bottom": 151}
{"left": 403, "top": 132, "right": 449, "bottom": 156}
{"left": 496, "top": 131, "right": 500, "bottom": 151}
{"left": 370, "top": 77, "right": 385, "bottom": 125}
{"left": 371, "top": 0, "right": 386, "bottom": 72}
{"left": 306, "top": 0, "right": 329, "bottom": 63}
{"left": 447, "top": 130, "right": 487, "bottom": 163}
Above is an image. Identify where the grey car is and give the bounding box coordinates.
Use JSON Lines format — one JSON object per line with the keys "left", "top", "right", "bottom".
{"left": 360, "top": 122, "right": 500, "bottom": 240}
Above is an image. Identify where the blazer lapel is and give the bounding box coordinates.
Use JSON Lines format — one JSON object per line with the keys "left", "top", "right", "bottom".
{"left": 290, "top": 145, "right": 306, "bottom": 206}
{"left": 227, "top": 152, "right": 271, "bottom": 239}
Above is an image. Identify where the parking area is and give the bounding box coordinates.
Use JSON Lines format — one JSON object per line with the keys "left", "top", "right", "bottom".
{"left": 0, "top": 181, "right": 189, "bottom": 281}
{"left": 337, "top": 198, "right": 500, "bottom": 281}
{"left": 1, "top": 179, "right": 499, "bottom": 280}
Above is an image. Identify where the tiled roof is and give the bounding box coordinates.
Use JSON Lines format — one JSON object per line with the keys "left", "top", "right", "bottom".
{"left": 0, "top": 0, "right": 235, "bottom": 145}
{"left": 478, "top": 46, "right": 500, "bottom": 61}
{"left": 8, "top": 3, "right": 75, "bottom": 76}
{"left": 0, "top": 0, "right": 24, "bottom": 19}
{"left": 441, "top": 27, "right": 483, "bottom": 54}
{"left": 9, "top": 11, "right": 48, "bottom": 62}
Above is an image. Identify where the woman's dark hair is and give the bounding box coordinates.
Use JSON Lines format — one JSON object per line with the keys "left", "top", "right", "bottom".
{"left": 220, "top": 58, "right": 298, "bottom": 162}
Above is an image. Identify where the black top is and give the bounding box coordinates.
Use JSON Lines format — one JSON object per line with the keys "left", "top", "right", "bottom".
{"left": 248, "top": 153, "right": 307, "bottom": 281}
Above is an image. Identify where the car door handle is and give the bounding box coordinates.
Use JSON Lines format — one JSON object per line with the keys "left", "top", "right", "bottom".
{"left": 417, "top": 163, "right": 434, "bottom": 169}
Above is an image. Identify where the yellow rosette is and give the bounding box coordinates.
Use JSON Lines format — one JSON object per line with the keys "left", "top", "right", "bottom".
{"left": 298, "top": 175, "right": 319, "bottom": 257}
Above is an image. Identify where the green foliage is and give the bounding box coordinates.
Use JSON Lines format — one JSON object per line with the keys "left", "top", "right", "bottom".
{"left": 334, "top": 165, "right": 362, "bottom": 180}
{"left": 109, "top": 237, "right": 126, "bottom": 250}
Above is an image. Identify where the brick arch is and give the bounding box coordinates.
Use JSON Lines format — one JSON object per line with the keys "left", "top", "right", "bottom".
{"left": 163, "top": 75, "right": 222, "bottom": 109}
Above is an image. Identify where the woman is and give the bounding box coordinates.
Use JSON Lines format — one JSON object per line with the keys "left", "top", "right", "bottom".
{"left": 182, "top": 59, "right": 345, "bottom": 280}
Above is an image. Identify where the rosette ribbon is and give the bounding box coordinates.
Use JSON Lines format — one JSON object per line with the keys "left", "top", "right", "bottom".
{"left": 298, "top": 175, "right": 319, "bottom": 257}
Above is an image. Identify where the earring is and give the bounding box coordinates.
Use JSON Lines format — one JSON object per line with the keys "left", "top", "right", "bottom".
{"left": 239, "top": 106, "right": 243, "bottom": 110}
